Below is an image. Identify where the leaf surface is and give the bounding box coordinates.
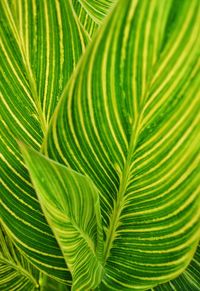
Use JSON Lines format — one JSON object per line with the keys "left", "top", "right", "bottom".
{"left": 0, "top": 223, "right": 39, "bottom": 291}
{"left": 71, "top": 0, "right": 117, "bottom": 37}
{"left": 39, "top": 274, "right": 69, "bottom": 291}
{"left": 44, "top": 0, "right": 200, "bottom": 289}
{"left": 150, "top": 243, "right": 200, "bottom": 290}
{"left": 19, "top": 144, "right": 104, "bottom": 290}
{"left": 0, "top": 0, "right": 113, "bottom": 281}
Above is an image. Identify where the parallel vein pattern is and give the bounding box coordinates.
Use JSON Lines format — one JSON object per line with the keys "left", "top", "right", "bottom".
{"left": 20, "top": 144, "right": 104, "bottom": 291}
{"left": 151, "top": 243, "right": 200, "bottom": 291}
{"left": 44, "top": 0, "right": 200, "bottom": 289}
{"left": 0, "top": 223, "right": 39, "bottom": 291}
{"left": 0, "top": 0, "right": 108, "bottom": 282}
{"left": 71, "top": 0, "right": 117, "bottom": 37}
{"left": 3, "top": 0, "right": 88, "bottom": 126}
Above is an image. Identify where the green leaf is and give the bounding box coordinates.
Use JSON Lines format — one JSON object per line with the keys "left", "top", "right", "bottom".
{"left": 43, "top": 0, "right": 200, "bottom": 289}
{"left": 150, "top": 242, "right": 200, "bottom": 291}
{"left": 0, "top": 223, "right": 39, "bottom": 291}
{"left": 71, "top": 0, "right": 117, "bottom": 37}
{"left": 0, "top": 0, "right": 113, "bottom": 282}
{"left": 19, "top": 143, "right": 104, "bottom": 290}
{"left": 39, "top": 273, "right": 69, "bottom": 291}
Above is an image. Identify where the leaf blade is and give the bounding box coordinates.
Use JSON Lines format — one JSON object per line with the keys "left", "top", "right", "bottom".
{"left": 71, "top": 0, "right": 117, "bottom": 37}
{"left": 19, "top": 143, "right": 104, "bottom": 290}
{"left": 0, "top": 0, "right": 113, "bottom": 281}
{"left": 0, "top": 223, "right": 39, "bottom": 291}
{"left": 150, "top": 242, "right": 200, "bottom": 291}
{"left": 44, "top": 0, "right": 200, "bottom": 289}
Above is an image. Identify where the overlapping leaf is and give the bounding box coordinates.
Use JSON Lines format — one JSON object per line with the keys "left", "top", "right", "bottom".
{"left": 0, "top": 223, "right": 39, "bottom": 291}
{"left": 0, "top": 0, "right": 114, "bottom": 281}
{"left": 43, "top": 0, "right": 200, "bottom": 289}
{"left": 19, "top": 144, "right": 104, "bottom": 290}
{"left": 39, "top": 274, "right": 69, "bottom": 291}
{"left": 71, "top": 0, "right": 117, "bottom": 37}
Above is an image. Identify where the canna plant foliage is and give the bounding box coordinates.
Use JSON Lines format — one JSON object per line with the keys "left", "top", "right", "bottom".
{"left": 0, "top": 0, "right": 200, "bottom": 290}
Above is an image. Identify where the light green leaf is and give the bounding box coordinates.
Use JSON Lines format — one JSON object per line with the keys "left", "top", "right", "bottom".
{"left": 71, "top": 0, "right": 117, "bottom": 37}
{"left": 19, "top": 143, "right": 104, "bottom": 290}
{"left": 43, "top": 0, "right": 200, "bottom": 289}
{"left": 0, "top": 0, "right": 113, "bottom": 282}
{"left": 39, "top": 273, "right": 69, "bottom": 291}
{"left": 0, "top": 223, "right": 39, "bottom": 291}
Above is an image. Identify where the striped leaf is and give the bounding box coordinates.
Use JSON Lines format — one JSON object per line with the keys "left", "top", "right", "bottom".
{"left": 71, "top": 0, "right": 117, "bottom": 37}
{"left": 39, "top": 274, "right": 69, "bottom": 291}
{"left": 148, "top": 242, "right": 200, "bottom": 290}
{"left": 0, "top": 0, "right": 114, "bottom": 282}
{"left": 19, "top": 143, "right": 104, "bottom": 290}
{"left": 0, "top": 223, "right": 39, "bottom": 291}
{"left": 43, "top": 0, "right": 200, "bottom": 289}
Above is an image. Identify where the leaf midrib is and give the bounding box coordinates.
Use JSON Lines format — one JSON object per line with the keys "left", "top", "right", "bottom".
{"left": 0, "top": 255, "right": 38, "bottom": 287}
{"left": 77, "top": 0, "right": 104, "bottom": 24}
{"left": 0, "top": 222, "right": 39, "bottom": 288}
{"left": 2, "top": 0, "right": 47, "bottom": 136}
{"left": 37, "top": 196, "right": 100, "bottom": 269}
{"left": 104, "top": 115, "right": 142, "bottom": 262}
{"left": 70, "top": 216, "right": 96, "bottom": 256}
